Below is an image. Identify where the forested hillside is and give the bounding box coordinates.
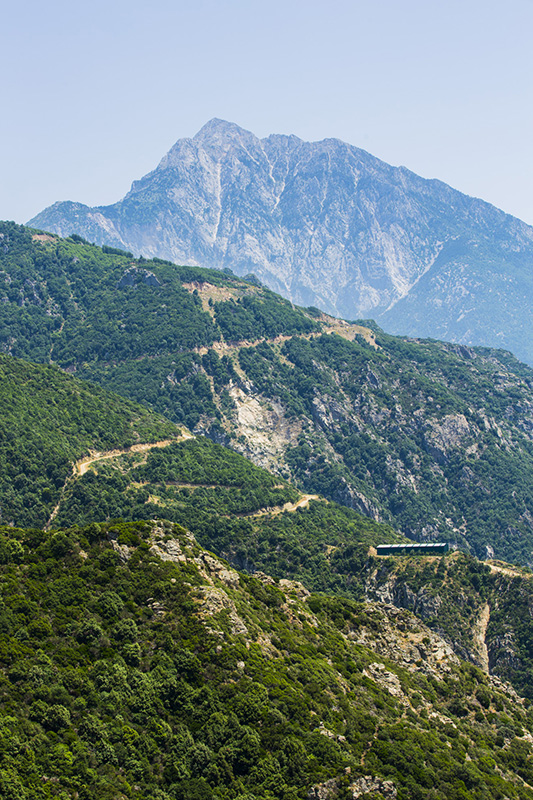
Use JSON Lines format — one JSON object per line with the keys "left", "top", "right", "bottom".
{"left": 0, "top": 355, "right": 181, "bottom": 528}
{"left": 4, "top": 297, "right": 533, "bottom": 797}
{"left": 0, "top": 353, "right": 402, "bottom": 591}
{"left": 3, "top": 222, "right": 533, "bottom": 563}
{"left": 2, "top": 360, "right": 532, "bottom": 706}
{"left": 39, "top": 427, "right": 533, "bottom": 702}
{"left": 1, "top": 519, "right": 533, "bottom": 800}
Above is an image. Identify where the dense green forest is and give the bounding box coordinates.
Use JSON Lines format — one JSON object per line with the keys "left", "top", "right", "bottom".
{"left": 50, "top": 435, "right": 533, "bottom": 701}
{"left": 237, "top": 333, "right": 533, "bottom": 564}
{"left": 2, "top": 222, "right": 533, "bottom": 563}
{"left": 5, "top": 352, "right": 533, "bottom": 700}
{"left": 0, "top": 354, "right": 398, "bottom": 569}
{"left": 1, "top": 389, "right": 524, "bottom": 705}
{"left": 1, "top": 519, "right": 533, "bottom": 800}
{"left": 0, "top": 355, "right": 179, "bottom": 528}
{"left": 4, "top": 224, "right": 533, "bottom": 797}
{"left": 0, "top": 222, "right": 316, "bottom": 365}
{"left": 53, "top": 435, "right": 403, "bottom": 594}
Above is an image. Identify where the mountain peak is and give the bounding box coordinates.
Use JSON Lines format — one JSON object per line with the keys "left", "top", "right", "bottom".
{"left": 156, "top": 119, "right": 259, "bottom": 171}
{"left": 192, "top": 117, "right": 259, "bottom": 155}
{"left": 193, "top": 117, "right": 250, "bottom": 140}
{"left": 27, "top": 120, "right": 533, "bottom": 366}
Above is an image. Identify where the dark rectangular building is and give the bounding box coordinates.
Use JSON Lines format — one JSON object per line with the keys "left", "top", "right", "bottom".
{"left": 376, "top": 542, "right": 449, "bottom": 556}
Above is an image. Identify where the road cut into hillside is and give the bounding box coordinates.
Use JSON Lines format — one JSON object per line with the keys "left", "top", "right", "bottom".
{"left": 248, "top": 494, "right": 323, "bottom": 518}
{"left": 75, "top": 432, "right": 194, "bottom": 476}
{"left": 486, "top": 561, "right": 530, "bottom": 580}
{"left": 192, "top": 320, "right": 378, "bottom": 359}
{"left": 44, "top": 432, "right": 194, "bottom": 531}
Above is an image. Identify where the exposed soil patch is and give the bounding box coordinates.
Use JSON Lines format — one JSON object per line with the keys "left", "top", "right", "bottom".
{"left": 486, "top": 561, "right": 530, "bottom": 579}
{"left": 472, "top": 602, "right": 490, "bottom": 673}
{"left": 76, "top": 434, "right": 193, "bottom": 476}
{"left": 247, "top": 494, "right": 323, "bottom": 518}
{"left": 32, "top": 233, "right": 58, "bottom": 243}
{"left": 182, "top": 281, "right": 256, "bottom": 315}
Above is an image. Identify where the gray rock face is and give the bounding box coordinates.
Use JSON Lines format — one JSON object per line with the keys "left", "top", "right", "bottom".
{"left": 116, "top": 266, "right": 161, "bottom": 289}
{"left": 28, "top": 118, "right": 533, "bottom": 363}
{"left": 308, "top": 776, "right": 397, "bottom": 800}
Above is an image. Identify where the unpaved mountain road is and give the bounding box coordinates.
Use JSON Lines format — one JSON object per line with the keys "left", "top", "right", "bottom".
{"left": 486, "top": 561, "right": 531, "bottom": 580}
{"left": 46, "top": 434, "right": 320, "bottom": 531}
{"left": 248, "top": 494, "right": 323, "bottom": 518}
{"left": 75, "top": 433, "right": 193, "bottom": 476}
{"left": 45, "top": 432, "right": 193, "bottom": 530}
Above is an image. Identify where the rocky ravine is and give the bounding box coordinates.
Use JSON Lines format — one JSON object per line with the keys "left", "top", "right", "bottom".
{"left": 361, "top": 549, "right": 533, "bottom": 702}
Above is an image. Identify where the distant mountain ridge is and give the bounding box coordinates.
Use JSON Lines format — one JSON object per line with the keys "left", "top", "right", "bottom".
{"left": 29, "top": 118, "right": 533, "bottom": 364}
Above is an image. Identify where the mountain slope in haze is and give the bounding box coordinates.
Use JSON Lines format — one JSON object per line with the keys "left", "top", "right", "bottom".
{"left": 28, "top": 118, "right": 533, "bottom": 365}
{"left": 2, "top": 518, "right": 533, "bottom": 800}
{"left": 4, "top": 223, "right": 533, "bottom": 565}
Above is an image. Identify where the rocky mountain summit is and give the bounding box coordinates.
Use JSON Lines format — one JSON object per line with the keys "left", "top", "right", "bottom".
{"left": 29, "top": 118, "right": 533, "bottom": 364}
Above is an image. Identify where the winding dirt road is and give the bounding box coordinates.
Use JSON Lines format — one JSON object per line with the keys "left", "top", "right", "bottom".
{"left": 46, "top": 434, "right": 320, "bottom": 531}
{"left": 248, "top": 494, "right": 322, "bottom": 518}
{"left": 75, "top": 433, "right": 193, "bottom": 476}
{"left": 486, "top": 561, "right": 530, "bottom": 579}
{"left": 45, "top": 432, "right": 193, "bottom": 530}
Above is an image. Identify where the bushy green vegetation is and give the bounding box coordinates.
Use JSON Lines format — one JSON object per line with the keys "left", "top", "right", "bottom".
{"left": 53, "top": 436, "right": 401, "bottom": 595}
{"left": 0, "top": 520, "right": 532, "bottom": 800}
{"left": 0, "top": 355, "right": 179, "bottom": 528}
{"left": 237, "top": 332, "right": 533, "bottom": 563}
{"left": 0, "top": 222, "right": 319, "bottom": 432}
{"left": 50, "top": 432, "right": 533, "bottom": 700}
{"left": 484, "top": 568, "right": 533, "bottom": 699}
{"left": 42, "top": 428, "right": 533, "bottom": 702}
{"left": 4, "top": 221, "right": 533, "bottom": 564}
{"left": 0, "top": 352, "right": 402, "bottom": 606}
{"left": 0, "top": 353, "right": 403, "bottom": 601}
{"left": 213, "top": 292, "right": 316, "bottom": 341}
{"left": 5, "top": 224, "right": 533, "bottom": 798}
{"left": 4, "top": 355, "right": 533, "bottom": 706}
{"left": 0, "top": 223, "right": 533, "bottom": 563}
{"left": 85, "top": 353, "right": 220, "bottom": 432}
{"left": 0, "top": 222, "right": 316, "bottom": 401}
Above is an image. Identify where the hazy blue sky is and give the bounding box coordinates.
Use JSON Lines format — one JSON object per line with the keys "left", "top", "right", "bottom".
{"left": 3, "top": 0, "right": 533, "bottom": 224}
